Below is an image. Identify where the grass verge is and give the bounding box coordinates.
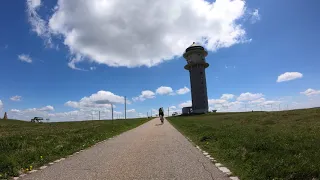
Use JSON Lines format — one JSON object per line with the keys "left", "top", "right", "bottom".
{"left": 168, "top": 108, "right": 320, "bottom": 180}
{"left": 0, "top": 118, "right": 152, "bottom": 179}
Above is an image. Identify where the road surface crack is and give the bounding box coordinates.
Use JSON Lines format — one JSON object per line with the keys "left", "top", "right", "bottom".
{"left": 198, "top": 159, "right": 214, "bottom": 180}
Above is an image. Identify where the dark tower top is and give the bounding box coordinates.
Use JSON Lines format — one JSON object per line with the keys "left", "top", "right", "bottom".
{"left": 185, "top": 42, "right": 205, "bottom": 52}
{"left": 183, "top": 42, "right": 208, "bottom": 59}
{"left": 183, "top": 42, "right": 209, "bottom": 70}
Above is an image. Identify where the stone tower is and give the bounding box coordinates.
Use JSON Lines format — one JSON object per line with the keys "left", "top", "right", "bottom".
{"left": 3, "top": 112, "right": 8, "bottom": 120}
{"left": 183, "top": 42, "right": 209, "bottom": 114}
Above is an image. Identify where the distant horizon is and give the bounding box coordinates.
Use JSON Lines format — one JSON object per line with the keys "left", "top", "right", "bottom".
{"left": 2, "top": 106, "right": 319, "bottom": 122}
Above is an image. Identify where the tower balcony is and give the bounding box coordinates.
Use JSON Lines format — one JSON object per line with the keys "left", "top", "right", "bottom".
{"left": 184, "top": 61, "right": 209, "bottom": 70}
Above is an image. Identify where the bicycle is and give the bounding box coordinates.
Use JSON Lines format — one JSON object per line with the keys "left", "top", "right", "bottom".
{"left": 159, "top": 115, "right": 164, "bottom": 124}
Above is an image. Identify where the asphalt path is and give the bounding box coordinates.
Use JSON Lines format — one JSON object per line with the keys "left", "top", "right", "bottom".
{"left": 21, "top": 118, "right": 230, "bottom": 180}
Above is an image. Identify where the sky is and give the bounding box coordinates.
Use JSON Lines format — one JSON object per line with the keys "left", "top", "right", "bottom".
{"left": 0, "top": 0, "right": 320, "bottom": 121}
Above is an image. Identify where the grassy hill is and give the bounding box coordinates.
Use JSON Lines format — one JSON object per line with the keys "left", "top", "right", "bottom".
{"left": 0, "top": 118, "right": 151, "bottom": 179}
{"left": 168, "top": 108, "right": 320, "bottom": 180}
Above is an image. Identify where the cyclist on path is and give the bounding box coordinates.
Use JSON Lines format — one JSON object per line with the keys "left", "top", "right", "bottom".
{"left": 159, "top": 107, "right": 164, "bottom": 124}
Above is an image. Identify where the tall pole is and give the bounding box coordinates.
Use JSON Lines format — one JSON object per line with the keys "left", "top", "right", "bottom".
{"left": 99, "top": 111, "right": 100, "bottom": 120}
{"left": 92, "top": 112, "right": 93, "bottom": 120}
{"left": 111, "top": 104, "right": 114, "bottom": 130}
{"left": 125, "top": 96, "right": 127, "bottom": 120}
{"left": 147, "top": 112, "right": 148, "bottom": 118}
{"left": 168, "top": 107, "right": 169, "bottom": 117}
{"left": 111, "top": 104, "right": 114, "bottom": 121}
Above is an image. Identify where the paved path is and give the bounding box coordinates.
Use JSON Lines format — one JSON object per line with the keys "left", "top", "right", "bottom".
{"left": 21, "top": 118, "right": 230, "bottom": 180}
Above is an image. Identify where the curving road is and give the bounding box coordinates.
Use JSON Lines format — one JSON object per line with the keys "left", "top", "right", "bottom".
{"left": 21, "top": 118, "right": 230, "bottom": 180}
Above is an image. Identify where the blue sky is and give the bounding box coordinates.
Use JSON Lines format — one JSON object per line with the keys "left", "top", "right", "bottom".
{"left": 0, "top": 0, "right": 320, "bottom": 121}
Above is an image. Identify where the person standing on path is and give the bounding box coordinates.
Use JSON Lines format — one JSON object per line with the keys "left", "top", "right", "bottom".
{"left": 159, "top": 107, "right": 164, "bottom": 124}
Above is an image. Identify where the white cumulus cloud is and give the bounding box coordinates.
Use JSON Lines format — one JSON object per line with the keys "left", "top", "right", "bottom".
{"left": 126, "top": 109, "right": 136, "bottom": 113}
{"left": 10, "top": 109, "right": 21, "bottom": 113}
{"left": 300, "top": 88, "right": 320, "bottom": 96}
{"left": 18, "top": 54, "right": 33, "bottom": 63}
{"left": 237, "top": 92, "right": 264, "bottom": 101}
{"left": 156, "top": 86, "right": 174, "bottom": 95}
{"left": 27, "top": 0, "right": 257, "bottom": 69}
{"left": 0, "top": 100, "right": 3, "bottom": 110}
{"left": 208, "top": 99, "right": 228, "bottom": 105}
{"left": 220, "top": 94, "right": 235, "bottom": 100}
{"left": 133, "top": 90, "right": 156, "bottom": 101}
{"left": 65, "top": 90, "right": 126, "bottom": 110}
{"left": 10, "top": 96, "right": 22, "bottom": 101}
{"left": 178, "top": 100, "right": 192, "bottom": 108}
{"left": 176, "top": 86, "right": 190, "bottom": 95}
{"left": 249, "top": 98, "right": 266, "bottom": 104}
{"left": 28, "top": 0, "right": 41, "bottom": 9}
{"left": 9, "top": 105, "right": 54, "bottom": 120}
{"left": 250, "top": 9, "right": 261, "bottom": 24}
{"left": 22, "top": 105, "right": 55, "bottom": 112}
{"left": 138, "top": 113, "right": 146, "bottom": 118}
{"left": 261, "top": 100, "right": 281, "bottom": 106}
{"left": 26, "top": 0, "right": 53, "bottom": 46}
{"left": 38, "top": 105, "right": 55, "bottom": 111}
{"left": 277, "top": 72, "right": 303, "bottom": 83}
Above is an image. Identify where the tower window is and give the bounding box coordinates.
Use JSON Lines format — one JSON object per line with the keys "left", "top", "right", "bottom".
{"left": 200, "top": 71, "right": 203, "bottom": 75}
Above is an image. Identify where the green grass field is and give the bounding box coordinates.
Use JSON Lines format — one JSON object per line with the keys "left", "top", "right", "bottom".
{"left": 168, "top": 108, "right": 320, "bottom": 180}
{"left": 0, "top": 118, "right": 151, "bottom": 179}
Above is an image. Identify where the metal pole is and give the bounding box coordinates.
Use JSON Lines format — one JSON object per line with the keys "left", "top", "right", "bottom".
{"left": 99, "top": 111, "right": 100, "bottom": 120}
{"left": 92, "top": 112, "right": 93, "bottom": 120}
{"left": 125, "top": 96, "right": 127, "bottom": 120}
{"left": 147, "top": 112, "right": 148, "bottom": 118}
{"left": 168, "top": 107, "right": 169, "bottom": 117}
{"left": 111, "top": 104, "right": 114, "bottom": 121}
{"left": 111, "top": 104, "right": 114, "bottom": 131}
